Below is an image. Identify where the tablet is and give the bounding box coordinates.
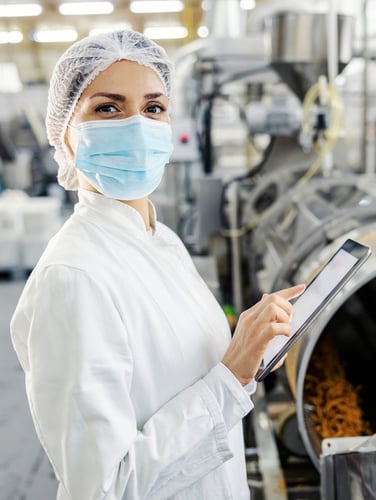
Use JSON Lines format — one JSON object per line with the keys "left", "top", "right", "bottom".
{"left": 255, "top": 239, "right": 371, "bottom": 382}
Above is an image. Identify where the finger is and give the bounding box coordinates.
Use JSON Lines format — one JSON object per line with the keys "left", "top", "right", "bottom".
{"left": 272, "top": 353, "right": 288, "bottom": 372}
{"left": 259, "top": 302, "right": 292, "bottom": 325}
{"left": 245, "top": 284, "right": 305, "bottom": 320}
{"left": 260, "top": 292, "right": 294, "bottom": 318}
{"left": 262, "top": 320, "right": 291, "bottom": 342}
{"left": 271, "top": 284, "right": 305, "bottom": 301}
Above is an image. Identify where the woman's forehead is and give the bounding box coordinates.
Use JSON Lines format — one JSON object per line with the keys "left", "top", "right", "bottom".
{"left": 82, "top": 60, "right": 166, "bottom": 98}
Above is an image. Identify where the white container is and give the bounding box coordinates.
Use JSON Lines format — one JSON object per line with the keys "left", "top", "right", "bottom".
{"left": 0, "top": 191, "right": 63, "bottom": 272}
{"left": 19, "top": 197, "right": 61, "bottom": 236}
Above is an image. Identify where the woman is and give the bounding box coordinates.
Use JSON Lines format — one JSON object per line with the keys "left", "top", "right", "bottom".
{"left": 10, "top": 30, "right": 304, "bottom": 500}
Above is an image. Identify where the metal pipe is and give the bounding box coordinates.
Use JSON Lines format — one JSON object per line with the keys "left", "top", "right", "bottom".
{"left": 204, "top": 0, "right": 246, "bottom": 38}
{"left": 229, "top": 182, "right": 244, "bottom": 314}
{"left": 327, "top": 0, "right": 339, "bottom": 85}
{"left": 252, "top": 383, "right": 288, "bottom": 500}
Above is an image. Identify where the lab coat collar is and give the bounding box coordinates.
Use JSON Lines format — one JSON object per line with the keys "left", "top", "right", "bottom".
{"left": 76, "top": 189, "right": 157, "bottom": 236}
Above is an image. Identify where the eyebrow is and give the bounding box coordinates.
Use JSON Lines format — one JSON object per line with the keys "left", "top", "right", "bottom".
{"left": 89, "top": 92, "right": 167, "bottom": 101}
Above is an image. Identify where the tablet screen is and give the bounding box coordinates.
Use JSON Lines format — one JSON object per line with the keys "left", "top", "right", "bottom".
{"left": 262, "top": 249, "right": 358, "bottom": 368}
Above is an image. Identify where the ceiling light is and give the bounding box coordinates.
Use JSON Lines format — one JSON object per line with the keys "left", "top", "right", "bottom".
{"left": 0, "top": 31, "right": 23, "bottom": 44}
{"left": 130, "top": 1, "right": 183, "bottom": 14}
{"left": 0, "top": 3, "right": 42, "bottom": 17}
{"left": 59, "top": 2, "right": 114, "bottom": 16}
{"left": 144, "top": 26, "right": 188, "bottom": 40}
{"left": 240, "top": 0, "right": 256, "bottom": 10}
{"left": 89, "top": 22, "right": 131, "bottom": 36}
{"left": 31, "top": 28, "right": 78, "bottom": 43}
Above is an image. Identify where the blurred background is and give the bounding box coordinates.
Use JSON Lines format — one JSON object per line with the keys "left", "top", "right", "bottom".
{"left": 1, "top": 1, "right": 376, "bottom": 499}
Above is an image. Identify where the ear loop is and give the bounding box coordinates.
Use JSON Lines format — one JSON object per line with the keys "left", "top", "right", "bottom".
{"left": 64, "top": 123, "right": 78, "bottom": 160}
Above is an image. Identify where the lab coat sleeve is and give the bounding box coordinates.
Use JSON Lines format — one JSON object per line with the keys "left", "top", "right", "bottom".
{"left": 10, "top": 265, "right": 252, "bottom": 500}
{"left": 203, "top": 363, "right": 255, "bottom": 431}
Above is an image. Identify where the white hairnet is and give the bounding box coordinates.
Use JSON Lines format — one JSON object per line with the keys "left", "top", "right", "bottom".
{"left": 46, "top": 29, "right": 173, "bottom": 191}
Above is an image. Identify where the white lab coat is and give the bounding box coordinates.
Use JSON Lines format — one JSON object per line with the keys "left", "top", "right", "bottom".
{"left": 11, "top": 190, "right": 255, "bottom": 500}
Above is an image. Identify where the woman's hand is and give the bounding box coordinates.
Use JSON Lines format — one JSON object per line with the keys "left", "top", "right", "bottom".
{"left": 222, "top": 284, "right": 305, "bottom": 386}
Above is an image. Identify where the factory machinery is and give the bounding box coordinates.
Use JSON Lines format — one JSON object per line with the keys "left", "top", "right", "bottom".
{"left": 156, "top": 1, "right": 376, "bottom": 498}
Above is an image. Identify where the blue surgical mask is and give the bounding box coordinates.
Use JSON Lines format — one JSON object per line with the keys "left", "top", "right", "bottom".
{"left": 73, "top": 114, "right": 174, "bottom": 200}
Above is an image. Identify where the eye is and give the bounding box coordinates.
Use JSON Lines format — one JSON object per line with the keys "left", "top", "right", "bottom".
{"left": 145, "top": 103, "right": 166, "bottom": 115}
{"left": 94, "top": 103, "right": 120, "bottom": 114}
